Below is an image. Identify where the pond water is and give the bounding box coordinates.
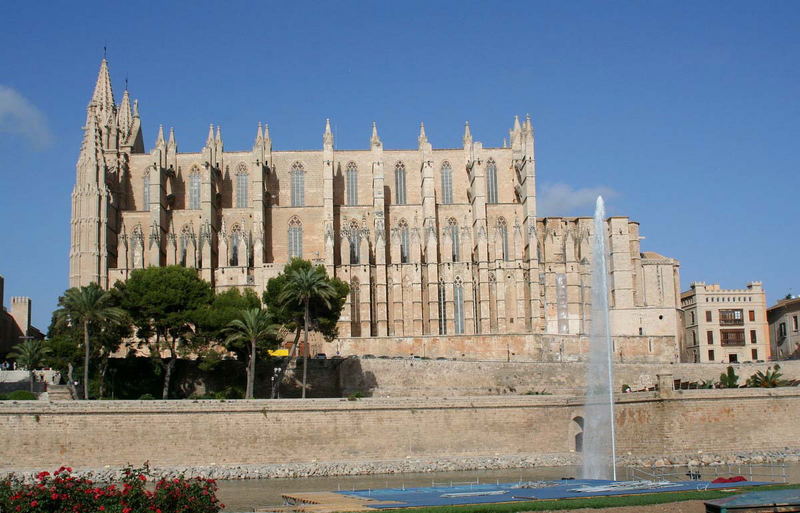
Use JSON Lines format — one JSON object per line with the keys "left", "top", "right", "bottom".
{"left": 215, "top": 463, "right": 800, "bottom": 512}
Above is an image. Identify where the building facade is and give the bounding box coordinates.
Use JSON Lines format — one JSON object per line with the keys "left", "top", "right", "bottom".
{"left": 680, "top": 282, "right": 770, "bottom": 363}
{"left": 0, "top": 275, "right": 42, "bottom": 355}
{"left": 70, "top": 59, "right": 682, "bottom": 357}
{"left": 767, "top": 297, "right": 800, "bottom": 360}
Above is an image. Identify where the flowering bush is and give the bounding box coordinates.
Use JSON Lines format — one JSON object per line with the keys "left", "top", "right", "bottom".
{"left": 0, "top": 466, "right": 223, "bottom": 513}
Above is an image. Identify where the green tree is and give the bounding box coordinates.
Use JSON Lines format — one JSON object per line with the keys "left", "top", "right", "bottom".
{"left": 277, "top": 263, "right": 343, "bottom": 398}
{"left": 265, "top": 259, "right": 348, "bottom": 398}
{"left": 746, "top": 364, "right": 787, "bottom": 388}
{"left": 45, "top": 316, "right": 84, "bottom": 399}
{"left": 114, "top": 266, "right": 214, "bottom": 399}
{"left": 195, "top": 288, "right": 262, "bottom": 348}
{"left": 53, "top": 284, "right": 126, "bottom": 399}
{"left": 222, "top": 308, "right": 279, "bottom": 398}
{"left": 8, "top": 339, "right": 50, "bottom": 393}
{"left": 719, "top": 366, "right": 740, "bottom": 388}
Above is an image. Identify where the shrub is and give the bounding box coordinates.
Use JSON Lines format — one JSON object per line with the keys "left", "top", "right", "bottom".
{"left": 0, "top": 465, "right": 223, "bottom": 513}
{"left": 719, "top": 366, "right": 739, "bottom": 388}
{"left": 138, "top": 393, "right": 156, "bottom": 400}
{"left": 6, "top": 390, "right": 37, "bottom": 400}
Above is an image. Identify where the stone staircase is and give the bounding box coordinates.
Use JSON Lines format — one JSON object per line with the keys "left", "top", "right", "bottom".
{"left": 46, "top": 384, "right": 74, "bottom": 400}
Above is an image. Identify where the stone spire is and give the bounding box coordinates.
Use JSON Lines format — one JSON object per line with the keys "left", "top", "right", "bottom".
{"left": 133, "top": 99, "right": 140, "bottom": 118}
{"left": 206, "top": 124, "right": 215, "bottom": 146}
{"left": 155, "top": 124, "right": 165, "bottom": 148}
{"left": 255, "top": 122, "right": 264, "bottom": 145}
{"left": 117, "top": 89, "right": 132, "bottom": 141}
{"left": 215, "top": 125, "right": 223, "bottom": 146}
{"left": 168, "top": 127, "right": 175, "bottom": 147}
{"left": 90, "top": 58, "right": 115, "bottom": 116}
{"left": 418, "top": 122, "right": 428, "bottom": 146}
{"left": 370, "top": 121, "right": 381, "bottom": 148}
{"left": 323, "top": 118, "right": 334, "bottom": 147}
{"left": 513, "top": 115, "right": 521, "bottom": 133}
{"left": 525, "top": 113, "right": 533, "bottom": 133}
{"left": 78, "top": 107, "right": 102, "bottom": 172}
{"left": 463, "top": 121, "right": 472, "bottom": 146}
{"left": 263, "top": 122, "right": 271, "bottom": 143}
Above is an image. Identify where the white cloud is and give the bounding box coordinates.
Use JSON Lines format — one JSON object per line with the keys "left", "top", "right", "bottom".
{"left": 537, "top": 182, "right": 618, "bottom": 217}
{"left": 0, "top": 85, "right": 53, "bottom": 150}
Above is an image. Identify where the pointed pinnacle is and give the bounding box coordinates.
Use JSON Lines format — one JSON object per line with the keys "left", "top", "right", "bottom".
{"left": 90, "top": 57, "right": 115, "bottom": 113}
{"left": 256, "top": 121, "right": 263, "bottom": 143}
{"left": 206, "top": 124, "right": 215, "bottom": 145}
{"left": 263, "top": 122, "right": 270, "bottom": 140}
{"left": 323, "top": 118, "right": 334, "bottom": 146}
{"left": 513, "top": 115, "right": 521, "bottom": 132}
{"left": 463, "top": 121, "right": 472, "bottom": 145}
{"left": 155, "top": 124, "right": 165, "bottom": 146}
{"left": 133, "top": 99, "right": 139, "bottom": 118}
{"left": 370, "top": 121, "right": 381, "bottom": 146}
{"left": 215, "top": 125, "right": 222, "bottom": 144}
{"left": 168, "top": 127, "right": 176, "bottom": 146}
{"left": 525, "top": 113, "right": 533, "bottom": 131}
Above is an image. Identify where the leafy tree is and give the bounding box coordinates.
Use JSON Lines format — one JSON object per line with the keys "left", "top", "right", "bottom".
{"left": 746, "top": 364, "right": 787, "bottom": 388}
{"left": 719, "top": 366, "right": 740, "bottom": 388}
{"left": 8, "top": 340, "right": 50, "bottom": 392}
{"left": 114, "top": 266, "right": 214, "bottom": 399}
{"left": 195, "top": 288, "right": 262, "bottom": 352}
{"left": 264, "top": 259, "right": 348, "bottom": 398}
{"left": 45, "top": 318, "right": 84, "bottom": 399}
{"left": 222, "top": 308, "right": 279, "bottom": 398}
{"left": 277, "top": 263, "right": 342, "bottom": 398}
{"left": 53, "top": 284, "right": 126, "bottom": 399}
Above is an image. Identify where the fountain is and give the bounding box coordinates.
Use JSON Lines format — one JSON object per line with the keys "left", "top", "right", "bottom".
{"left": 582, "top": 196, "right": 617, "bottom": 480}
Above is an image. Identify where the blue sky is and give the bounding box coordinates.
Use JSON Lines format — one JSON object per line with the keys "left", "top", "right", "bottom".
{"left": 1, "top": 1, "right": 798, "bottom": 329}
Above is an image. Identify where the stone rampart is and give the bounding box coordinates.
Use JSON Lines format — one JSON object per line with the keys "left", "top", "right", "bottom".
{"left": 336, "top": 359, "right": 800, "bottom": 397}
{"left": 1, "top": 387, "right": 798, "bottom": 472}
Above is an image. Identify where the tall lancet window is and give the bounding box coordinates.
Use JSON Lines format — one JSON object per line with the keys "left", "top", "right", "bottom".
{"left": 497, "top": 217, "right": 509, "bottom": 261}
{"left": 348, "top": 221, "right": 361, "bottom": 265}
{"left": 398, "top": 218, "right": 410, "bottom": 264}
{"left": 179, "top": 227, "right": 191, "bottom": 267}
{"left": 142, "top": 172, "right": 151, "bottom": 211}
{"left": 230, "top": 226, "right": 241, "bottom": 266}
{"left": 395, "top": 162, "right": 407, "bottom": 205}
{"left": 447, "top": 217, "right": 460, "bottom": 262}
{"left": 454, "top": 277, "right": 465, "bottom": 334}
{"left": 486, "top": 158, "right": 498, "bottom": 204}
{"left": 350, "top": 277, "right": 361, "bottom": 337}
{"left": 291, "top": 162, "right": 305, "bottom": 207}
{"left": 345, "top": 162, "right": 358, "bottom": 206}
{"left": 438, "top": 282, "right": 447, "bottom": 335}
{"left": 236, "top": 164, "right": 248, "bottom": 208}
{"left": 189, "top": 169, "right": 201, "bottom": 210}
{"left": 440, "top": 161, "right": 453, "bottom": 204}
{"left": 288, "top": 216, "right": 303, "bottom": 259}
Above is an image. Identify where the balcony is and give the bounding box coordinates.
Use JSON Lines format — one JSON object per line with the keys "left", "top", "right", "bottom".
{"left": 719, "top": 319, "right": 744, "bottom": 326}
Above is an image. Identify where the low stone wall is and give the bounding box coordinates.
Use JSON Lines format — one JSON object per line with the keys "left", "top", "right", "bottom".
{"left": 336, "top": 359, "right": 800, "bottom": 397}
{"left": 1, "top": 387, "right": 798, "bottom": 476}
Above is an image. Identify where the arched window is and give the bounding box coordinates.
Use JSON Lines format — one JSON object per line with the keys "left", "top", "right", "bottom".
{"left": 348, "top": 220, "right": 361, "bottom": 265}
{"left": 497, "top": 217, "right": 509, "bottom": 261}
{"left": 454, "top": 277, "right": 465, "bottom": 334}
{"left": 230, "top": 226, "right": 242, "bottom": 266}
{"left": 398, "top": 219, "right": 409, "bottom": 264}
{"left": 441, "top": 161, "right": 453, "bottom": 204}
{"left": 447, "top": 218, "right": 460, "bottom": 262}
{"left": 345, "top": 162, "right": 358, "bottom": 206}
{"left": 142, "top": 171, "right": 151, "bottom": 211}
{"left": 189, "top": 168, "right": 201, "bottom": 210}
{"left": 291, "top": 162, "right": 305, "bottom": 207}
{"left": 236, "top": 164, "right": 248, "bottom": 208}
{"left": 395, "top": 162, "right": 406, "bottom": 205}
{"left": 438, "top": 282, "right": 447, "bottom": 335}
{"left": 486, "top": 158, "right": 498, "bottom": 204}
{"left": 288, "top": 216, "right": 303, "bottom": 259}
{"left": 350, "top": 277, "right": 361, "bottom": 337}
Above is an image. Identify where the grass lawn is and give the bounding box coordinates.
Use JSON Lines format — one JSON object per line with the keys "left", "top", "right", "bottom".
{"left": 378, "top": 483, "right": 800, "bottom": 513}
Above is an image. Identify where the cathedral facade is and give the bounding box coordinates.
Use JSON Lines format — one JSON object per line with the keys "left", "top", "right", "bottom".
{"left": 70, "top": 59, "right": 682, "bottom": 355}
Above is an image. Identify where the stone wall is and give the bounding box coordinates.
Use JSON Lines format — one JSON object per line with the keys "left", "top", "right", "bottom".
{"left": 1, "top": 387, "right": 798, "bottom": 471}
{"left": 335, "top": 358, "right": 800, "bottom": 397}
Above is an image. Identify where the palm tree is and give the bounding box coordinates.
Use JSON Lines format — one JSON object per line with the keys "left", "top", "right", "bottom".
{"left": 223, "top": 308, "right": 278, "bottom": 399}
{"left": 8, "top": 339, "right": 50, "bottom": 393}
{"left": 53, "top": 284, "right": 126, "bottom": 400}
{"left": 278, "top": 267, "right": 337, "bottom": 398}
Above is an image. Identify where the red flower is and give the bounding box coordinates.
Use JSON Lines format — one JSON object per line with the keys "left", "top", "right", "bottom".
{"left": 30, "top": 500, "right": 38, "bottom": 507}
{"left": 51, "top": 493, "right": 59, "bottom": 500}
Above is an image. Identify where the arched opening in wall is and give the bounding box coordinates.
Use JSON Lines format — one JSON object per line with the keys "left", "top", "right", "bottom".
{"left": 572, "top": 416, "right": 584, "bottom": 453}
{"left": 351, "top": 277, "right": 361, "bottom": 337}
